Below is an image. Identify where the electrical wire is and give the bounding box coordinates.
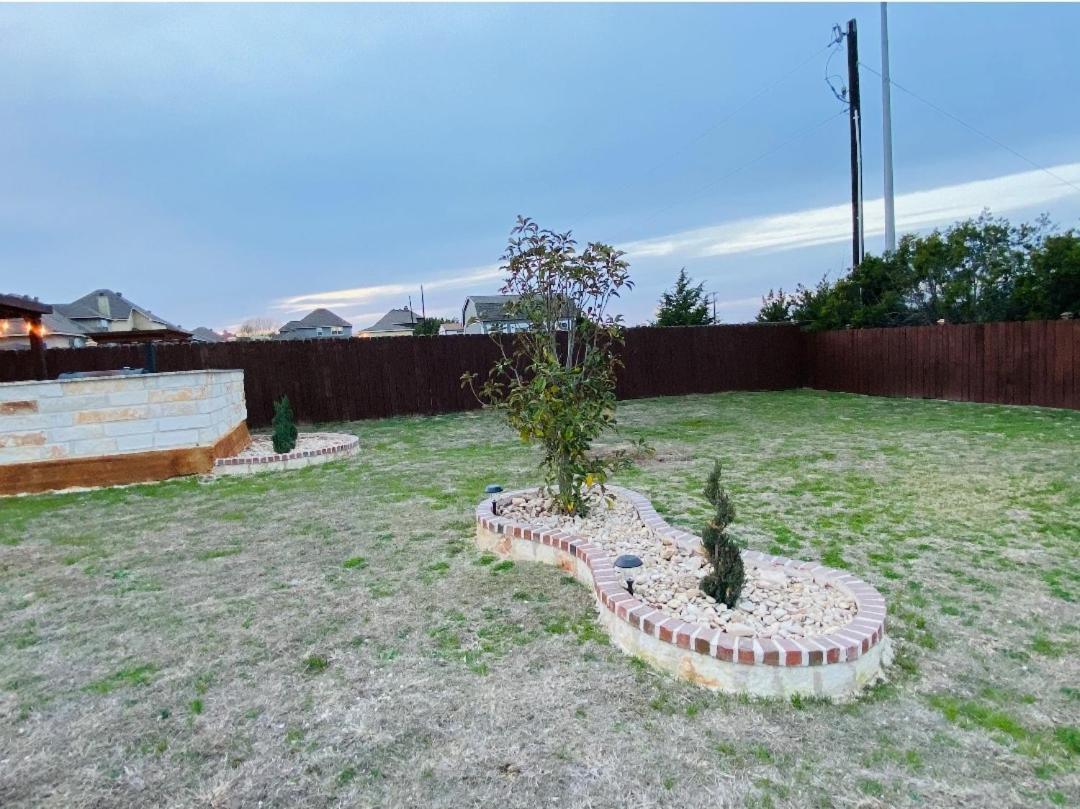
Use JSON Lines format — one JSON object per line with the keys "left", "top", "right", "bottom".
{"left": 859, "top": 60, "right": 1080, "bottom": 196}
{"left": 635, "top": 108, "right": 848, "bottom": 228}
{"left": 597, "top": 40, "right": 837, "bottom": 212}
{"left": 641, "top": 41, "right": 836, "bottom": 176}
{"left": 825, "top": 25, "right": 849, "bottom": 106}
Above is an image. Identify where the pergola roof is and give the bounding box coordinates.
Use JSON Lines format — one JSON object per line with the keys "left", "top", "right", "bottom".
{"left": 89, "top": 328, "right": 193, "bottom": 345}
{"left": 0, "top": 293, "right": 52, "bottom": 320}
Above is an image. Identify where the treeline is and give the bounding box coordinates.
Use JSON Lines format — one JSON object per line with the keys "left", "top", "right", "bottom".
{"left": 757, "top": 212, "right": 1080, "bottom": 330}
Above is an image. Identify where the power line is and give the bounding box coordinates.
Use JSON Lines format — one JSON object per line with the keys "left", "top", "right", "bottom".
{"left": 600, "top": 41, "right": 836, "bottom": 210}
{"left": 858, "top": 60, "right": 1080, "bottom": 196}
{"left": 643, "top": 42, "right": 835, "bottom": 175}
{"left": 637, "top": 108, "right": 847, "bottom": 228}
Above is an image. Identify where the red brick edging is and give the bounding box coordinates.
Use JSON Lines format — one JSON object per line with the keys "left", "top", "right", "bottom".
{"left": 213, "top": 433, "right": 359, "bottom": 470}
{"left": 476, "top": 485, "right": 887, "bottom": 669}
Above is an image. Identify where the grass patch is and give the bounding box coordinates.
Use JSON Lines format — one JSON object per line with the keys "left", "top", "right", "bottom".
{"left": 84, "top": 663, "right": 158, "bottom": 695}
{"left": 3, "top": 391, "right": 1078, "bottom": 807}
{"left": 303, "top": 655, "right": 329, "bottom": 674}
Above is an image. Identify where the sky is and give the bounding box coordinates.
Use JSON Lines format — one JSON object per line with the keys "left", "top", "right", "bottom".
{"left": 1, "top": 3, "right": 1078, "bottom": 331}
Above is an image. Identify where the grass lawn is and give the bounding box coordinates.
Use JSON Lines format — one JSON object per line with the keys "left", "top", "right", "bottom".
{"left": 1, "top": 390, "right": 1078, "bottom": 808}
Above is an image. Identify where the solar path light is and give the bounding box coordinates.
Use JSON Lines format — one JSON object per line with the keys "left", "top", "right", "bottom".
{"left": 613, "top": 554, "right": 644, "bottom": 596}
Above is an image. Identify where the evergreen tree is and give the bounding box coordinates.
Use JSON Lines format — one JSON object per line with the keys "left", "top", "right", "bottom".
{"left": 271, "top": 396, "right": 299, "bottom": 454}
{"left": 699, "top": 460, "right": 744, "bottom": 607}
{"left": 655, "top": 268, "right": 712, "bottom": 326}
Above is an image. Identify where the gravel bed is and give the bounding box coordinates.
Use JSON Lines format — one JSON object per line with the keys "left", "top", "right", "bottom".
{"left": 234, "top": 432, "right": 349, "bottom": 459}
{"left": 498, "top": 488, "right": 857, "bottom": 639}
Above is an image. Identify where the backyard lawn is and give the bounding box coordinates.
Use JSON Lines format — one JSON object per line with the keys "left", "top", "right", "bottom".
{"left": 1, "top": 390, "right": 1077, "bottom": 808}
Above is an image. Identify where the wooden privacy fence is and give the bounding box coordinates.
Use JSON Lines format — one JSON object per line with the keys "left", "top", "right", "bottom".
{"left": 0, "top": 325, "right": 803, "bottom": 427}
{"left": 1, "top": 321, "right": 1076, "bottom": 425}
{"left": 805, "top": 320, "right": 1079, "bottom": 410}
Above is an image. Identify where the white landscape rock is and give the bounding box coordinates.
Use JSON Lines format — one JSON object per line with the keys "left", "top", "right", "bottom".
{"left": 498, "top": 488, "right": 857, "bottom": 640}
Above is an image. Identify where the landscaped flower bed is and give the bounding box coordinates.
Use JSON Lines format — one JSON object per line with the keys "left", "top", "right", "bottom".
{"left": 477, "top": 485, "right": 891, "bottom": 699}
{"left": 213, "top": 432, "right": 358, "bottom": 475}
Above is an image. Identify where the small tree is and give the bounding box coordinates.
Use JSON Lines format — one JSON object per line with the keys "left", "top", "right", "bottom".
{"left": 655, "top": 268, "right": 712, "bottom": 326}
{"left": 271, "top": 396, "right": 298, "bottom": 454}
{"left": 756, "top": 288, "right": 793, "bottom": 322}
{"left": 412, "top": 318, "right": 442, "bottom": 336}
{"left": 237, "top": 317, "right": 280, "bottom": 339}
{"left": 699, "top": 460, "right": 744, "bottom": 607}
{"left": 465, "top": 216, "right": 633, "bottom": 516}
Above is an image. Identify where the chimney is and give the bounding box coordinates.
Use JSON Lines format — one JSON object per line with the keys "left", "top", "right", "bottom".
{"left": 97, "top": 292, "right": 110, "bottom": 317}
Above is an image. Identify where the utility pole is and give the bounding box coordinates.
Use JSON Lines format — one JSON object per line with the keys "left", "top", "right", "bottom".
{"left": 846, "top": 18, "right": 865, "bottom": 268}
{"left": 420, "top": 285, "right": 426, "bottom": 320}
{"left": 881, "top": 3, "right": 896, "bottom": 252}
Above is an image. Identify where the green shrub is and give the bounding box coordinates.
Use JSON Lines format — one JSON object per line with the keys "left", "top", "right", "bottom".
{"left": 699, "top": 460, "right": 744, "bottom": 607}
{"left": 271, "top": 396, "right": 298, "bottom": 454}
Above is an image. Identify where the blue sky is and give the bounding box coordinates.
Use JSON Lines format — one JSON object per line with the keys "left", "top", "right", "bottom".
{"left": 1, "top": 3, "right": 1078, "bottom": 331}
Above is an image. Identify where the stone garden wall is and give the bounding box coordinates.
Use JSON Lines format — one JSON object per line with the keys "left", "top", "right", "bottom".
{"left": 0, "top": 370, "right": 249, "bottom": 494}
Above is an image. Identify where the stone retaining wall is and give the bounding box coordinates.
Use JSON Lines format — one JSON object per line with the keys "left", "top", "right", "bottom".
{"left": 0, "top": 370, "right": 249, "bottom": 495}
{"left": 476, "top": 486, "right": 891, "bottom": 699}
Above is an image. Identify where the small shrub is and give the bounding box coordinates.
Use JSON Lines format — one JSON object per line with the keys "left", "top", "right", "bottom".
{"left": 699, "top": 461, "right": 745, "bottom": 607}
{"left": 271, "top": 396, "right": 298, "bottom": 454}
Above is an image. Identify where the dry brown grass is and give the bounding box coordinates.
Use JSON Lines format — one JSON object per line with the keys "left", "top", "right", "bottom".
{"left": 1, "top": 391, "right": 1077, "bottom": 808}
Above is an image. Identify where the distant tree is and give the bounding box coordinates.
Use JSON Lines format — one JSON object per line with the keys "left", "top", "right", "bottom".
{"left": 756, "top": 289, "right": 793, "bottom": 322}
{"left": 1012, "top": 230, "right": 1080, "bottom": 319}
{"left": 655, "top": 269, "right": 712, "bottom": 326}
{"left": 238, "top": 317, "right": 280, "bottom": 338}
{"left": 756, "top": 212, "right": 1080, "bottom": 328}
{"left": 412, "top": 316, "right": 455, "bottom": 336}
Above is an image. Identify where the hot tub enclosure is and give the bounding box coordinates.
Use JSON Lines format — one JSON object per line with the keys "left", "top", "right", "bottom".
{"left": 0, "top": 369, "right": 250, "bottom": 495}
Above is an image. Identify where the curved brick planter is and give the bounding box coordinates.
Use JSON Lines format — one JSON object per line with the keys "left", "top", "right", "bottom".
{"left": 213, "top": 433, "right": 358, "bottom": 475}
{"left": 476, "top": 485, "right": 891, "bottom": 699}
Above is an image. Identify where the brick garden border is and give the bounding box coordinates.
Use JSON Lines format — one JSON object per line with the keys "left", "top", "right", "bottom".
{"left": 213, "top": 432, "right": 359, "bottom": 475}
{"left": 476, "top": 485, "right": 891, "bottom": 698}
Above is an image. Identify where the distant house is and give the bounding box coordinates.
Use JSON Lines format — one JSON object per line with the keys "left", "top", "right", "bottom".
{"left": 191, "top": 327, "right": 225, "bottom": 343}
{"left": 439, "top": 322, "right": 465, "bottom": 336}
{"left": 54, "top": 289, "right": 185, "bottom": 337}
{"left": 275, "top": 308, "right": 353, "bottom": 340}
{"left": 461, "top": 295, "right": 574, "bottom": 334}
{"left": 356, "top": 307, "right": 420, "bottom": 338}
{"left": 0, "top": 310, "right": 90, "bottom": 350}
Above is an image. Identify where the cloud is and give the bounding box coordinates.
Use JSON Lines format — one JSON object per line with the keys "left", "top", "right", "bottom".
{"left": 269, "top": 161, "right": 1080, "bottom": 328}
{"left": 275, "top": 264, "right": 502, "bottom": 314}
{"left": 713, "top": 296, "right": 762, "bottom": 310}
{"left": 622, "top": 162, "right": 1080, "bottom": 261}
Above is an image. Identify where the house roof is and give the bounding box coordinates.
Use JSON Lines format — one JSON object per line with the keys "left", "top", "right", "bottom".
{"left": 465, "top": 294, "right": 576, "bottom": 323}
{"left": 191, "top": 327, "right": 224, "bottom": 343}
{"left": 297, "top": 308, "right": 352, "bottom": 328}
{"left": 362, "top": 308, "right": 418, "bottom": 332}
{"left": 55, "top": 289, "right": 181, "bottom": 332}
{"left": 465, "top": 295, "right": 521, "bottom": 322}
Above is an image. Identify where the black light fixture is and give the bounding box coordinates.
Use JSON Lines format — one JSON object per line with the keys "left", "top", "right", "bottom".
{"left": 613, "top": 554, "right": 643, "bottom": 596}
{"left": 486, "top": 484, "right": 503, "bottom": 515}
